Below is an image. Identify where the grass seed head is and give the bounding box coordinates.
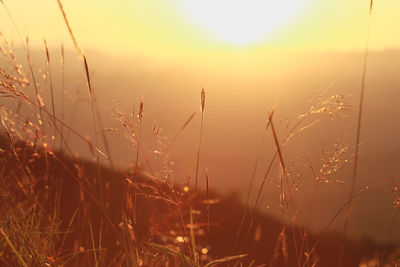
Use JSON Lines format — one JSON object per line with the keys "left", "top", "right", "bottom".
{"left": 201, "top": 87, "right": 205, "bottom": 114}
{"left": 138, "top": 98, "right": 144, "bottom": 122}
{"left": 393, "top": 177, "right": 400, "bottom": 210}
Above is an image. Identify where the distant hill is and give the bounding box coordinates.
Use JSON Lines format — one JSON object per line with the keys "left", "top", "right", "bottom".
{"left": 0, "top": 135, "right": 398, "bottom": 266}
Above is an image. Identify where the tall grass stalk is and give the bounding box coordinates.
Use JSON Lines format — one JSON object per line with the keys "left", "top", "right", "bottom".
{"left": 206, "top": 168, "right": 210, "bottom": 232}
{"left": 252, "top": 104, "right": 321, "bottom": 211}
{"left": 246, "top": 114, "right": 272, "bottom": 206}
{"left": 299, "top": 137, "right": 349, "bottom": 263}
{"left": 299, "top": 156, "right": 320, "bottom": 263}
{"left": 269, "top": 113, "right": 293, "bottom": 210}
{"left": 59, "top": 43, "right": 65, "bottom": 150}
{"left": 133, "top": 98, "right": 144, "bottom": 226}
{"left": 232, "top": 112, "right": 271, "bottom": 254}
{"left": 269, "top": 113, "right": 300, "bottom": 267}
{"left": 189, "top": 207, "right": 198, "bottom": 265}
{"left": 89, "top": 223, "right": 99, "bottom": 267}
{"left": 43, "top": 39, "right": 57, "bottom": 144}
{"left": 166, "top": 111, "right": 197, "bottom": 151}
{"left": 135, "top": 98, "right": 144, "bottom": 169}
{"left": 237, "top": 99, "right": 337, "bottom": 258}
{"left": 54, "top": 3, "right": 108, "bottom": 210}
{"left": 56, "top": 0, "right": 114, "bottom": 165}
{"left": 55, "top": 1, "right": 108, "bottom": 204}
{"left": 56, "top": 0, "right": 82, "bottom": 56}
{"left": 26, "top": 37, "right": 46, "bottom": 143}
{"left": 195, "top": 88, "right": 205, "bottom": 192}
{"left": 83, "top": 55, "right": 103, "bottom": 201}
{"left": 25, "top": 36, "right": 50, "bottom": 184}
{"left": 238, "top": 107, "right": 307, "bottom": 253}
{"left": 339, "top": 2, "right": 373, "bottom": 264}
{"left": 94, "top": 101, "right": 114, "bottom": 165}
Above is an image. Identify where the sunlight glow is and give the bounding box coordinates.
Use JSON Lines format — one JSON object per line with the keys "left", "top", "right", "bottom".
{"left": 179, "top": 0, "right": 309, "bottom": 46}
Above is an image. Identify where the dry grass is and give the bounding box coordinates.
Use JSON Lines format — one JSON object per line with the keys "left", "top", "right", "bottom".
{"left": 0, "top": 0, "right": 399, "bottom": 266}
{"left": 340, "top": 2, "right": 374, "bottom": 265}
{"left": 195, "top": 87, "right": 206, "bottom": 192}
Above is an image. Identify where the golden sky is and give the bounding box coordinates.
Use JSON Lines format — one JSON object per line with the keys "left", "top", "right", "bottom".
{"left": 1, "top": 0, "right": 399, "bottom": 57}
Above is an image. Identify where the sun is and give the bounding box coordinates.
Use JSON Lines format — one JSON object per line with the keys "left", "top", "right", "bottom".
{"left": 178, "top": 0, "right": 309, "bottom": 46}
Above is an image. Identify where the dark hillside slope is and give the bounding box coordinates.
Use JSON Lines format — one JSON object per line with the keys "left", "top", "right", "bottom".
{"left": 0, "top": 135, "right": 397, "bottom": 266}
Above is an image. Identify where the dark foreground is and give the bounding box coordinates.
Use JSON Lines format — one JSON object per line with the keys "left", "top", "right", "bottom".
{"left": 0, "top": 136, "right": 398, "bottom": 266}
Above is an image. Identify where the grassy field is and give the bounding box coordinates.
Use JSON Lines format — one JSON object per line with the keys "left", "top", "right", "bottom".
{"left": 0, "top": 1, "right": 400, "bottom": 266}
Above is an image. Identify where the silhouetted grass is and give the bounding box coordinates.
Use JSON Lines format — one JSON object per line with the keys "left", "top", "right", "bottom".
{"left": 0, "top": 1, "right": 399, "bottom": 266}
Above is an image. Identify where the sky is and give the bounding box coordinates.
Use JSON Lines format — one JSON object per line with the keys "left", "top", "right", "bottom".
{"left": 1, "top": 0, "right": 400, "bottom": 58}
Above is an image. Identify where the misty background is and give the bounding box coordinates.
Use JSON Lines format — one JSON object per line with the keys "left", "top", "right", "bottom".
{"left": 4, "top": 47, "right": 399, "bottom": 245}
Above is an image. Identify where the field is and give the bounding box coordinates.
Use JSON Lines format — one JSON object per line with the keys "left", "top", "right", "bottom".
{"left": 1, "top": 1, "right": 400, "bottom": 266}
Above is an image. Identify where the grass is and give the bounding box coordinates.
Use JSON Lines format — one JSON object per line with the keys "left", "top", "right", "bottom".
{"left": 340, "top": 2, "right": 373, "bottom": 265}
{"left": 0, "top": 0, "right": 399, "bottom": 266}
{"left": 195, "top": 87, "right": 206, "bottom": 192}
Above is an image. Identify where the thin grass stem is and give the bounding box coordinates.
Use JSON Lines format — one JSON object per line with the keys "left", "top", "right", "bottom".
{"left": 339, "top": 3, "right": 373, "bottom": 265}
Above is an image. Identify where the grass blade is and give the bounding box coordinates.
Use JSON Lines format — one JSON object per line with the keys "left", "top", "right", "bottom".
{"left": 0, "top": 227, "right": 28, "bottom": 267}
{"left": 204, "top": 254, "right": 248, "bottom": 267}
{"left": 146, "top": 242, "right": 194, "bottom": 266}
